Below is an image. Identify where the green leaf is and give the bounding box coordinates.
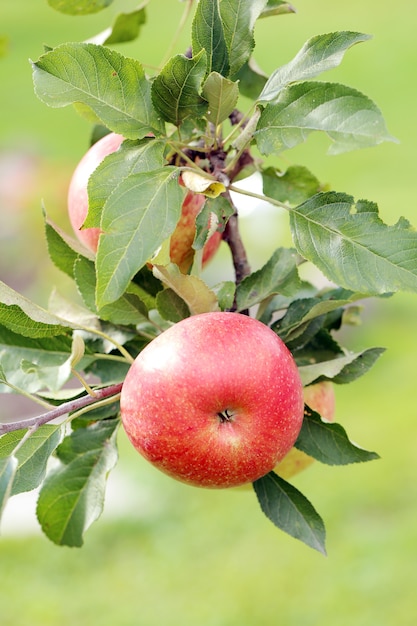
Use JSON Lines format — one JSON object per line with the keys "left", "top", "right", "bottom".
{"left": 48, "top": 0, "right": 113, "bottom": 15}
{"left": 96, "top": 167, "right": 184, "bottom": 308}
{"left": 44, "top": 214, "right": 93, "bottom": 278}
{"left": 295, "top": 408, "right": 380, "bottom": 465}
{"left": 202, "top": 72, "right": 239, "bottom": 125}
{"left": 297, "top": 347, "right": 385, "bottom": 386}
{"left": 256, "top": 82, "right": 395, "bottom": 155}
{"left": 74, "top": 257, "right": 149, "bottom": 325}
{"left": 233, "top": 58, "right": 267, "bottom": 100}
{"left": 262, "top": 165, "right": 322, "bottom": 206}
{"left": 85, "top": 137, "right": 166, "bottom": 229}
{"left": 153, "top": 264, "right": 220, "bottom": 315}
{"left": 151, "top": 51, "right": 208, "bottom": 126}
{"left": 32, "top": 43, "right": 164, "bottom": 139}
{"left": 253, "top": 471, "right": 326, "bottom": 554}
{"left": 220, "top": 0, "right": 268, "bottom": 77}
{"left": 0, "top": 425, "right": 62, "bottom": 495}
{"left": 0, "top": 281, "right": 73, "bottom": 337}
{"left": 192, "top": 0, "right": 230, "bottom": 76}
{"left": 290, "top": 192, "right": 417, "bottom": 294}
{"left": 211, "top": 281, "right": 236, "bottom": 311}
{"left": 258, "top": 31, "right": 371, "bottom": 103}
{"left": 194, "top": 195, "right": 234, "bottom": 250}
{"left": 260, "top": 1, "right": 296, "bottom": 17}
{"left": 156, "top": 288, "right": 190, "bottom": 323}
{"left": 36, "top": 420, "right": 119, "bottom": 547}
{"left": 236, "top": 248, "right": 301, "bottom": 311}
{"left": 97, "top": 6, "right": 147, "bottom": 45}
{"left": 0, "top": 456, "right": 18, "bottom": 521}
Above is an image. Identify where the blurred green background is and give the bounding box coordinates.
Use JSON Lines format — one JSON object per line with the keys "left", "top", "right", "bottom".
{"left": 1, "top": 1, "right": 416, "bottom": 625}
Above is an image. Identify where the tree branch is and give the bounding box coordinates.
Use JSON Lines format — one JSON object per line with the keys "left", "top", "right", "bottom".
{"left": 222, "top": 192, "right": 251, "bottom": 312}
{"left": 0, "top": 383, "right": 123, "bottom": 435}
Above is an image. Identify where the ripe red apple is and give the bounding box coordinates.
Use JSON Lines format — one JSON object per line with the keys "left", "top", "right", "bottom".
{"left": 67, "top": 132, "right": 221, "bottom": 271}
{"left": 120, "top": 312, "right": 304, "bottom": 488}
{"left": 273, "top": 381, "right": 336, "bottom": 480}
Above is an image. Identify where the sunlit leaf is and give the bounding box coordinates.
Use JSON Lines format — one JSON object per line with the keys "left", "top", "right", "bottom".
{"left": 48, "top": 0, "right": 113, "bottom": 15}
{"left": 290, "top": 193, "right": 417, "bottom": 294}
{"left": 258, "top": 31, "right": 371, "bottom": 103}
{"left": 153, "top": 264, "right": 220, "bottom": 315}
{"left": 192, "top": 0, "right": 229, "bottom": 76}
{"left": 297, "top": 347, "right": 385, "bottom": 386}
{"left": 253, "top": 471, "right": 326, "bottom": 554}
{"left": 202, "top": 72, "right": 239, "bottom": 125}
{"left": 256, "top": 82, "right": 395, "bottom": 155}
{"left": 96, "top": 167, "right": 184, "bottom": 309}
{"left": 260, "top": 1, "right": 296, "bottom": 17}
{"left": 32, "top": 43, "right": 165, "bottom": 138}
{"left": 91, "top": 5, "right": 147, "bottom": 46}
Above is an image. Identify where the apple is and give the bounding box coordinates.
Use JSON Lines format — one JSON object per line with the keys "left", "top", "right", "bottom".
{"left": 273, "top": 381, "right": 336, "bottom": 480}
{"left": 67, "top": 132, "right": 221, "bottom": 271}
{"left": 120, "top": 312, "right": 304, "bottom": 488}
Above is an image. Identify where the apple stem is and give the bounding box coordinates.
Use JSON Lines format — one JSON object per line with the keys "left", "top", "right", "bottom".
{"left": 217, "top": 409, "right": 234, "bottom": 423}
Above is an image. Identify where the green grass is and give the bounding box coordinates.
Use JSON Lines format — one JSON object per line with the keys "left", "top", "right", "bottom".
{"left": 1, "top": 2, "right": 417, "bottom": 625}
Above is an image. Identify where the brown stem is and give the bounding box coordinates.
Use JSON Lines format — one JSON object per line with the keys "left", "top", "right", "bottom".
{"left": 0, "top": 383, "right": 123, "bottom": 435}
{"left": 222, "top": 193, "right": 251, "bottom": 312}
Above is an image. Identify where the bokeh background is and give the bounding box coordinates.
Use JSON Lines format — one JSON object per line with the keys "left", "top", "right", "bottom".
{"left": 1, "top": 1, "right": 416, "bottom": 625}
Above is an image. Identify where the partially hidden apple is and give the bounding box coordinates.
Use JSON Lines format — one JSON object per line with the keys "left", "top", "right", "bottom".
{"left": 67, "top": 132, "right": 221, "bottom": 271}
{"left": 120, "top": 312, "right": 305, "bottom": 488}
{"left": 273, "top": 381, "right": 335, "bottom": 480}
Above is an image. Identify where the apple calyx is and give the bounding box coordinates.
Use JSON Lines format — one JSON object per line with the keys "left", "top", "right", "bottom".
{"left": 217, "top": 408, "right": 235, "bottom": 423}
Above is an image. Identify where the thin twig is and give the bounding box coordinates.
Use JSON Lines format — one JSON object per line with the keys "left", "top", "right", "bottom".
{"left": 0, "top": 383, "right": 123, "bottom": 435}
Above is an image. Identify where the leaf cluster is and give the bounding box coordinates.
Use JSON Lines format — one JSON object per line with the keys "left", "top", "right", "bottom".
{"left": 1, "top": 0, "right": 416, "bottom": 552}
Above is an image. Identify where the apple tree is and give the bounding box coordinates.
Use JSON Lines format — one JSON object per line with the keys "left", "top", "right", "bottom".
{"left": 1, "top": 0, "right": 416, "bottom": 555}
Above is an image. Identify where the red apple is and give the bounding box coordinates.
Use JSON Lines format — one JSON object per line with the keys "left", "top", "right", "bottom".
{"left": 67, "top": 132, "right": 221, "bottom": 271}
{"left": 120, "top": 312, "right": 304, "bottom": 488}
{"left": 273, "top": 381, "right": 335, "bottom": 480}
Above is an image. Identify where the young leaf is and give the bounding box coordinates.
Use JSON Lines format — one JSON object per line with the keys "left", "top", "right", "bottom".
{"left": 202, "top": 72, "right": 239, "bottom": 126}
{"left": 192, "top": 0, "right": 230, "bottom": 76}
{"left": 95, "top": 167, "right": 184, "bottom": 309}
{"left": 290, "top": 192, "right": 417, "bottom": 294}
{"left": 253, "top": 471, "right": 327, "bottom": 554}
{"left": 256, "top": 82, "right": 395, "bottom": 155}
{"left": 235, "top": 248, "right": 301, "bottom": 311}
{"left": 219, "top": 0, "right": 268, "bottom": 78}
{"left": 32, "top": 43, "right": 165, "bottom": 139}
{"left": 258, "top": 31, "right": 371, "bottom": 103}
{"left": 0, "top": 425, "right": 62, "bottom": 495}
{"left": 151, "top": 51, "right": 208, "bottom": 126}
{"left": 48, "top": 0, "right": 113, "bottom": 15}
{"left": 86, "top": 137, "right": 167, "bottom": 229}
{"left": 295, "top": 408, "right": 379, "bottom": 465}
{"left": 36, "top": 419, "right": 119, "bottom": 547}
{"left": 297, "top": 347, "right": 385, "bottom": 386}
{"left": 153, "top": 264, "right": 220, "bottom": 315}
{"left": 262, "top": 165, "right": 322, "bottom": 206}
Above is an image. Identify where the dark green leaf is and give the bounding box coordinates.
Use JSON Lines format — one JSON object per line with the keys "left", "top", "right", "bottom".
{"left": 192, "top": 0, "right": 230, "bottom": 76}
{"left": 0, "top": 425, "right": 62, "bottom": 495}
{"left": 202, "top": 72, "right": 239, "bottom": 125}
{"left": 96, "top": 167, "right": 184, "bottom": 308}
{"left": 151, "top": 51, "right": 208, "bottom": 126}
{"left": 85, "top": 137, "right": 166, "bottom": 229}
{"left": 258, "top": 31, "right": 371, "bottom": 103}
{"left": 44, "top": 214, "right": 92, "bottom": 278}
{"left": 256, "top": 82, "right": 395, "bottom": 155}
{"left": 156, "top": 288, "right": 190, "bottom": 323}
{"left": 290, "top": 192, "right": 417, "bottom": 294}
{"left": 36, "top": 419, "right": 119, "bottom": 547}
{"left": 262, "top": 165, "right": 322, "bottom": 206}
{"left": 48, "top": 0, "right": 113, "bottom": 15}
{"left": 295, "top": 408, "right": 380, "bottom": 465}
{"left": 220, "top": 0, "right": 267, "bottom": 77}
{"left": 253, "top": 471, "right": 326, "bottom": 554}
{"left": 236, "top": 248, "right": 300, "bottom": 311}
{"left": 233, "top": 58, "right": 267, "bottom": 100}
{"left": 32, "top": 43, "right": 164, "bottom": 138}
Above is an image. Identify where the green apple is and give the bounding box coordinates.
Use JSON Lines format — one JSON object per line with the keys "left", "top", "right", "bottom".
{"left": 120, "top": 312, "right": 304, "bottom": 489}
{"left": 67, "top": 132, "right": 221, "bottom": 271}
